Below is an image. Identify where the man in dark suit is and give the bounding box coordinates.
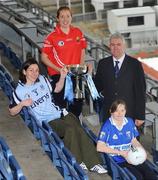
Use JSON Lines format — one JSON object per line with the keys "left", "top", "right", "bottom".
{"left": 95, "top": 32, "right": 146, "bottom": 127}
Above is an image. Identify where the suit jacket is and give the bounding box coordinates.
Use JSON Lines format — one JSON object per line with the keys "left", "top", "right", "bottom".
{"left": 95, "top": 54, "right": 146, "bottom": 122}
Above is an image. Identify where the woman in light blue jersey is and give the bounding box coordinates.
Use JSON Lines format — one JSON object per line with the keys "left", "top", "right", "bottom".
{"left": 97, "top": 99, "right": 157, "bottom": 180}
{"left": 9, "top": 58, "right": 107, "bottom": 174}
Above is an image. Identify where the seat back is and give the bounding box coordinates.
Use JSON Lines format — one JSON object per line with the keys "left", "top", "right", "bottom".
{"left": 0, "top": 137, "right": 26, "bottom": 180}
{"left": 0, "top": 71, "right": 14, "bottom": 102}
{"left": 41, "top": 121, "right": 88, "bottom": 180}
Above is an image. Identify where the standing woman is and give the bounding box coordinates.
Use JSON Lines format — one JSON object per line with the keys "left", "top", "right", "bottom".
{"left": 41, "top": 6, "right": 87, "bottom": 117}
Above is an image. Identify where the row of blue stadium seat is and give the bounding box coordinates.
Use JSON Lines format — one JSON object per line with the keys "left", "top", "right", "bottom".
{"left": 38, "top": 123, "right": 86, "bottom": 180}
{"left": 39, "top": 121, "right": 88, "bottom": 180}
{"left": 0, "top": 137, "right": 26, "bottom": 180}
{"left": 0, "top": 42, "right": 22, "bottom": 70}
{"left": 0, "top": 63, "right": 88, "bottom": 179}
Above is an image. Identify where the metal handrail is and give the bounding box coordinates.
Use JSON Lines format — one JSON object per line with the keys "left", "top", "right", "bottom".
{"left": 0, "top": 2, "right": 51, "bottom": 35}
{"left": 16, "top": 0, "right": 56, "bottom": 29}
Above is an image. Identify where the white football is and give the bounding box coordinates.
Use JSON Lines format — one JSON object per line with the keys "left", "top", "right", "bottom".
{"left": 126, "top": 146, "right": 147, "bottom": 165}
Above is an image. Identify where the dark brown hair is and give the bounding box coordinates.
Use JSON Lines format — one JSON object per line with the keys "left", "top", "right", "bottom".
{"left": 56, "top": 6, "right": 72, "bottom": 18}
{"left": 110, "top": 99, "right": 127, "bottom": 113}
{"left": 19, "top": 58, "right": 40, "bottom": 84}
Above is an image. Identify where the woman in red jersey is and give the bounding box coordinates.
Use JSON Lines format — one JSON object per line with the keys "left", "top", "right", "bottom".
{"left": 41, "top": 6, "right": 87, "bottom": 117}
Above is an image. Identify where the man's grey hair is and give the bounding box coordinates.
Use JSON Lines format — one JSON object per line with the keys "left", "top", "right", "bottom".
{"left": 110, "top": 32, "right": 125, "bottom": 44}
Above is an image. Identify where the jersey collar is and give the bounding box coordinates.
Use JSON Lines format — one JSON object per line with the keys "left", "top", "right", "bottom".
{"left": 110, "top": 117, "right": 128, "bottom": 130}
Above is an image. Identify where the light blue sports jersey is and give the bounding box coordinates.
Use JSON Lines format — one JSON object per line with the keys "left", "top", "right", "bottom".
{"left": 13, "top": 75, "right": 62, "bottom": 125}
{"left": 97, "top": 117, "right": 139, "bottom": 163}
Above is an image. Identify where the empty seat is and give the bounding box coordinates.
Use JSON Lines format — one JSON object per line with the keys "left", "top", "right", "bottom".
{"left": 0, "top": 137, "right": 26, "bottom": 180}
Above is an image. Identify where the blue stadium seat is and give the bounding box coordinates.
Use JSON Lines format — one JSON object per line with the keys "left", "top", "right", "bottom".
{"left": 0, "top": 42, "right": 5, "bottom": 50}
{"left": 145, "top": 160, "right": 158, "bottom": 176}
{"left": 81, "top": 122, "right": 97, "bottom": 143}
{"left": 9, "top": 156, "right": 26, "bottom": 180}
{"left": 104, "top": 153, "right": 135, "bottom": 180}
{"left": 20, "top": 108, "right": 32, "bottom": 127}
{"left": 20, "top": 109, "right": 40, "bottom": 140}
{"left": 42, "top": 121, "right": 65, "bottom": 148}
{"left": 0, "top": 150, "right": 13, "bottom": 180}
{"left": 0, "top": 42, "right": 22, "bottom": 70}
{"left": 62, "top": 147, "right": 76, "bottom": 166}
{"left": 39, "top": 125, "right": 81, "bottom": 179}
{"left": 49, "top": 142, "right": 80, "bottom": 180}
{"left": 0, "top": 137, "right": 26, "bottom": 180}
{"left": 10, "top": 51, "right": 22, "bottom": 70}
{"left": 40, "top": 122, "right": 88, "bottom": 179}
{"left": 0, "top": 71, "right": 14, "bottom": 103}
{"left": 0, "top": 138, "right": 12, "bottom": 161}
{"left": 0, "top": 64, "right": 16, "bottom": 88}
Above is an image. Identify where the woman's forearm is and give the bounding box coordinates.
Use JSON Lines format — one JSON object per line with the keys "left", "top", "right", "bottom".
{"left": 9, "top": 103, "right": 23, "bottom": 116}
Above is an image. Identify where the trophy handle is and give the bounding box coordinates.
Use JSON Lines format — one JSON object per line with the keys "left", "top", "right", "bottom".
{"left": 74, "top": 76, "right": 83, "bottom": 99}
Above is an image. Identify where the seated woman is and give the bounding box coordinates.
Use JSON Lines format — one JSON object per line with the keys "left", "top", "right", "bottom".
{"left": 9, "top": 58, "right": 107, "bottom": 174}
{"left": 97, "top": 99, "right": 157, "bottom": 180}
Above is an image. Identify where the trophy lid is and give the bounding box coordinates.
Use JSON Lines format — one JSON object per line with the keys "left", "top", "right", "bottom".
{"left": 67, "top": 64, "right": 88, "bottom": 75}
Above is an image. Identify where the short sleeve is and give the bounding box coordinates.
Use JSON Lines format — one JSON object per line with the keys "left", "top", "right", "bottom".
{"left": 41, "top": 35, "right": 53, "bottom": 55}
{"left": 97, "top": 121, "right": 109, "bottom": 143}
{"left": 129, "top": 118, "right": 139, "bottom": 138}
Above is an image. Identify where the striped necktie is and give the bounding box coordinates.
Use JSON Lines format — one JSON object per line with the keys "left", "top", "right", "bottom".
{"left": 114, "top": 61, "right": 119, "bottom": 78}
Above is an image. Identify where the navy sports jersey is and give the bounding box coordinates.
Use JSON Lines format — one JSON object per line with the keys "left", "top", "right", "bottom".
{"left": 12, "top": 75, "right": 66, "bottom": 125}
{"left": 97, "top": 117, "right": 139, "bottom": 163}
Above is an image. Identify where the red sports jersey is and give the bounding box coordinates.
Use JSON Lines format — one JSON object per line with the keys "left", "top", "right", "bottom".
{"left": 41, "top": 25, "right": 87, "bottom": 75}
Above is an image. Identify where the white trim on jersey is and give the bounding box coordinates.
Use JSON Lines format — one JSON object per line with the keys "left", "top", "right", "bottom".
{"left": 43, "top": 75, "right": 52, "bottom": 92}
{"left": 52, "top": 47, "right": 65, "bottom": 67}
{"left": 13, "top": 89, "right": 21, "bottom": 104}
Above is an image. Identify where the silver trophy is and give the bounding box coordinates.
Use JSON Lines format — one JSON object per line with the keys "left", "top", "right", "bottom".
{"left": 67, "top": 64, "right": 88, "bottom": 99}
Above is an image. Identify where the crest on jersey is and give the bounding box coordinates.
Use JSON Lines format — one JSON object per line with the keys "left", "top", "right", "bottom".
{"left": 58, "top": 41, "right": 64, "bottom": 46}
{"left": 99, "top": 131, "right": 105, "bottom": 139}
{"left": 24, "top": 93, "right": 31, "bottom": 99}
{"left": 76, "top": 36, "right": 80, "bottom": 42}
{"left": 112, "top": 134, "right": 118, "bottom": 140}
{"left": 40, "top": 84, "right": 45, "bottom": 91}
{"left": 32, "top": 88, "right": 38, "bottom": 96}
{"left": 126, "top": 131, "right": 131, "bottom": 138}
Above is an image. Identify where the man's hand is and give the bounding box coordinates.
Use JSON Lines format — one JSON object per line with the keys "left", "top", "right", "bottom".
{"left": 135, "top": 119, "right": 144, "bottom": 127}
{"left": 87, "top": 63, "right": 93, "bottom": 74}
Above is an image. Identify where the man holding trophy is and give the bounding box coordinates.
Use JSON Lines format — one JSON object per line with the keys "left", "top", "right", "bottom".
{"left": 41, "top": 6, "right": 87, "bottom": 117}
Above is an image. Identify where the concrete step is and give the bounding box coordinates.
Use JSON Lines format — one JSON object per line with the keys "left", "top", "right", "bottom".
{"left": 13, "top": 8, "right": 27, "bottom": 13}
{"left": 0, "top": 1, "right": 17, "bottom": 8}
